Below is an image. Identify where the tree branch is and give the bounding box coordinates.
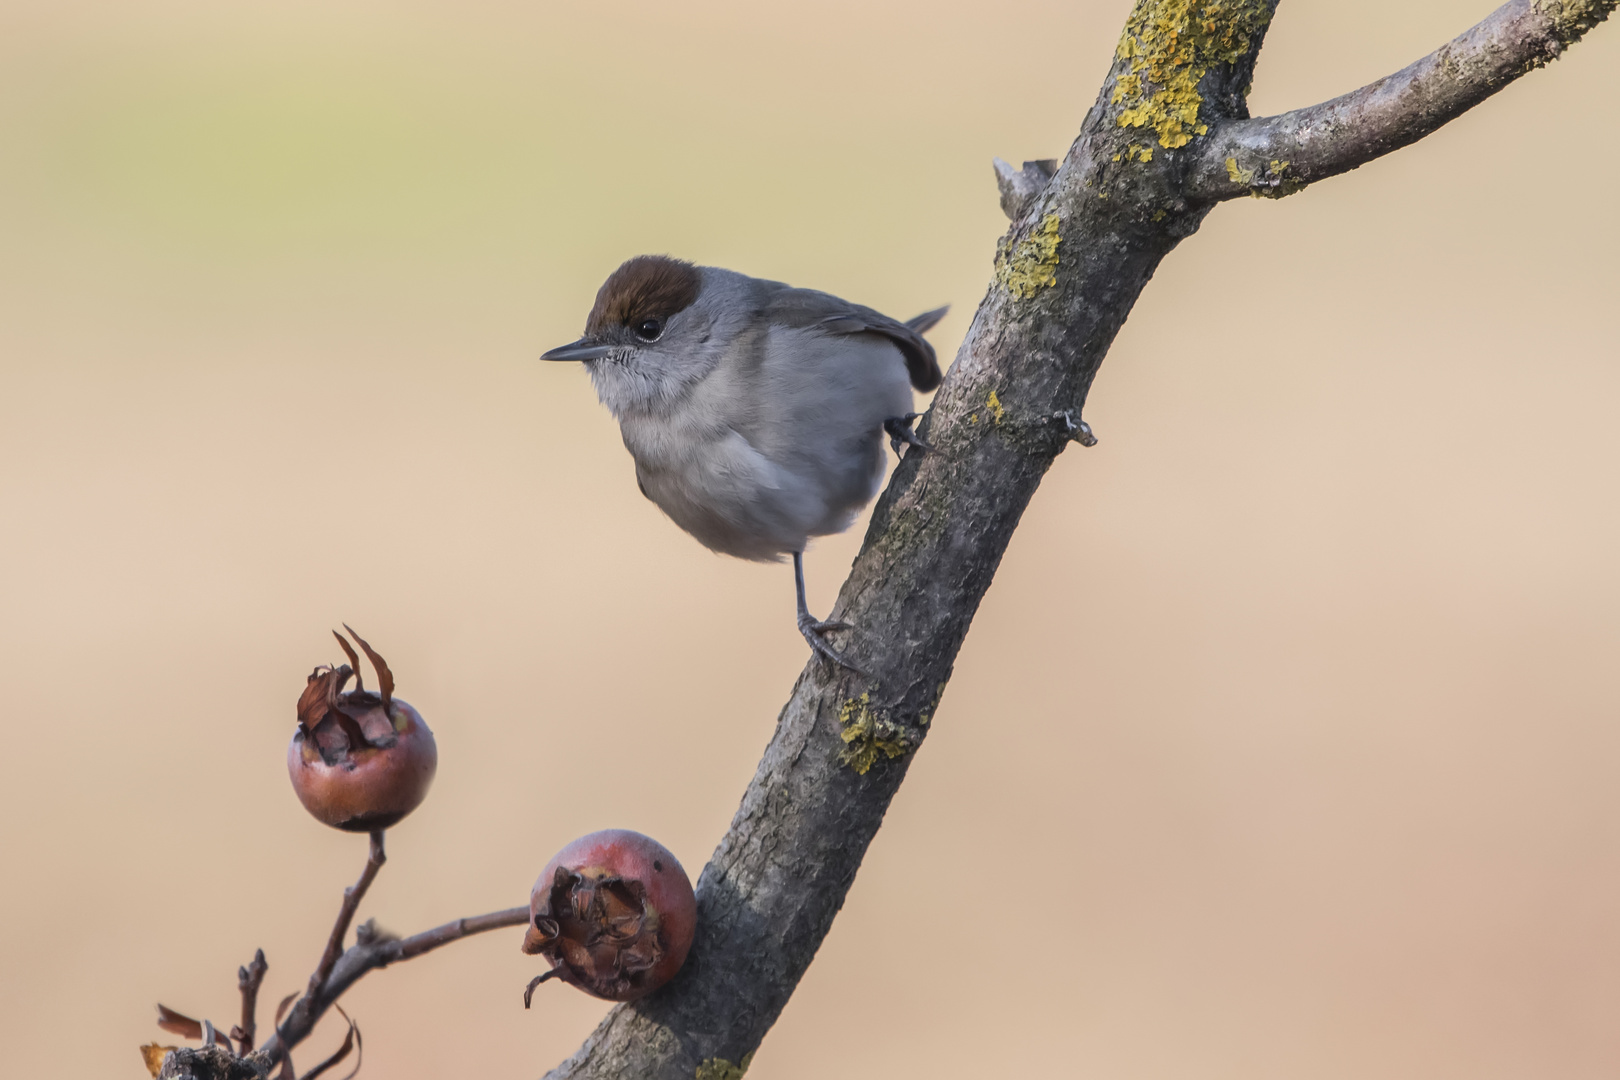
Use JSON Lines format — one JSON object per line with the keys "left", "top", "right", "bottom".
{"left": 1189, "top": 0, "right": 1616, "bottom": 201}
{"left": 257, "top": 906, "right": 530, "bottom": 1064}
{"left": 536, "top": 1, "right": 1614, "bottom": 1076}
{"left": 541, "top": 3, "right": 1285, "bottom": 1075}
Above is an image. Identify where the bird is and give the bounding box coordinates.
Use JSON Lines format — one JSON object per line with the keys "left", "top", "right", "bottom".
{"left": 541, "top": 254, "right": 947, "bottom": 670}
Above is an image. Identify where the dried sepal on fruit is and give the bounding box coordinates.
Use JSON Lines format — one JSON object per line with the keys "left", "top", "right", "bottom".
{"left": 287, "top": 628, "right": 436, "bottom": 832}
{"left": 522, "top": 829, "right": 697, "bottom": 1003}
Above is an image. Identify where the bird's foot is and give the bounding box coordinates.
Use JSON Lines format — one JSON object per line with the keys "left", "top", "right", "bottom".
{"left": 797, "top": 611, "right": 862, "bottom": 673}
{"left": 884, "top": 413, "right": 932, "bottom": 458}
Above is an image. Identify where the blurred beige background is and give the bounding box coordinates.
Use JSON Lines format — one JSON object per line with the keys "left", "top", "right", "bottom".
{"left": 1, "top": 1, "right": 1617, "bottom": 1077}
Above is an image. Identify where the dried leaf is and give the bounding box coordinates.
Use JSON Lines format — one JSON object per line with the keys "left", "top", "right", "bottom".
{"left": 298, "top": 1004, "right": 359, "bottom": 1080}
{"left": 156, "top": 1004, "right": 203, "bottom": 1040}
{"left": 337, "top": 1019, "right": 364, "bottom": 1080}
{"left": 140, "top": 1044, "right": 177, "bottom": 1077}
{"left": 275, "top": 992, "right": 299, "bottom": 1025}
{"left": 343, "top": 626, "right": 393, "bottom": 715}
{"left": 332, "top": 631, "right": 364, "bottom": 693}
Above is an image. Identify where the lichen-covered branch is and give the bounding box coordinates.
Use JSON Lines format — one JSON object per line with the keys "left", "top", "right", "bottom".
{"left": 1188, "top": 0, "right": 1616, "bottom": 201}
{"left": 541, "top": 2, "right": 1609, "bottom": 1077}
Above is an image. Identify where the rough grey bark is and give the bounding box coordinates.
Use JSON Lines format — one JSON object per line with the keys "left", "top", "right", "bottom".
{"left": 157, "top": 1046, "right": 272, "bottom": 1080}
{"left": 543, "top": 3, "right": 1613, "bottom": 1078}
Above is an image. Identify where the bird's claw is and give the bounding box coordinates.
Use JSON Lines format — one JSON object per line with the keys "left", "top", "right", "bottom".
{"left": 797, "top": 612, "right": 862, "bottom": 673}
{"left": 884, "top": 413, "right": 932, "bottom": 458}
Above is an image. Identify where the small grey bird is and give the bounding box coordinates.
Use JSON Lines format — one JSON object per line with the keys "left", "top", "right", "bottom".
{"left": 541, "top": 255, "right": 947, "bottom": 669}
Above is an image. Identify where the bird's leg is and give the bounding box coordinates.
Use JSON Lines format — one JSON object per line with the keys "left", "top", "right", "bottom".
{"left": 884, "top": 413, "right": 932, "bottom": 458}
{"left": 794, "top": 551, "right": 861, "bottom": 672}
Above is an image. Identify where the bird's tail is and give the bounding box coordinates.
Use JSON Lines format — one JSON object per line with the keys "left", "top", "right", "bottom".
{"left": 905, "top": 305, "right": 949, "bottom": 335}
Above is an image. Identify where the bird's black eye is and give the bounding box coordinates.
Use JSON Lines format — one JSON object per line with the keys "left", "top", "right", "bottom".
{"left": 634, "top": 318, "right": 663, "bottom": 342}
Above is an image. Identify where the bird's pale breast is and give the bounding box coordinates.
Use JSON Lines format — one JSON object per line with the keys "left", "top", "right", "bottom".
{"left": 619, "top": 324, "right": 912, "bottom": 560}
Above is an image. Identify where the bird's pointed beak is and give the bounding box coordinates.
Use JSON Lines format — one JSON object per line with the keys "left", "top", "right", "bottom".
{"left": 540, "top": 338, "right": 615, "bottom": 362}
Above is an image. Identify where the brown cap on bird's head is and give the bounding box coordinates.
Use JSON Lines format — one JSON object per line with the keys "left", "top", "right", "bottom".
{"left": 585, "top": 255, "right": 703, "bottom": 336}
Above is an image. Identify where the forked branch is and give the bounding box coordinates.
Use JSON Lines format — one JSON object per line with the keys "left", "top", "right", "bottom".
{"left": 157, "top": 827, "right": 529, "bottom": 1073}
{"left": 540, "top": 1, "right": 1614, "bottom": 1077}
{"left": 256, "top": 907, "right": 531, "bottom": 1064}
{"left": 253, "top": 828, "right": 528, "bottom": 1069}
{"left": 1189, "top": 0, "right": 1616, "bottom": 201}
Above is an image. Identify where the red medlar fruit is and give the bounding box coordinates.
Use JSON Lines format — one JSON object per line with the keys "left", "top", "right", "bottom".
{"left": 522, "top": 829, "right": 697, "bottom": 1003}
{"left": 287, "top": 627, "right": 437, "bottom": 832}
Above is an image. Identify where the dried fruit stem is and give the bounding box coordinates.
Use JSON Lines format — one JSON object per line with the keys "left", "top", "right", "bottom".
{"left": 233, "top": 949, "right": 268, "bottom": 1053}
{"left": 307, "top": 830, "right": 386, "bottom": 1001}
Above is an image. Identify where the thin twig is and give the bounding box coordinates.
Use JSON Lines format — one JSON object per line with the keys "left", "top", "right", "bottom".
{"left": 233, "top": 948, "right": 268, "bottom": 1053}
{"left": 307, "top": 830, "right": 386, "bottom": 999}
{"left": 395, "top": 907, "right": 534, "bottom": 960}
{"left": 259, "top": 905, "right": 529, "bottom": 1064}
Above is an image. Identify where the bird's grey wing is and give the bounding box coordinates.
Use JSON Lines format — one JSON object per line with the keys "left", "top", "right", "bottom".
{"left": 761, "top": 287, "right": 947, "bottom": 392}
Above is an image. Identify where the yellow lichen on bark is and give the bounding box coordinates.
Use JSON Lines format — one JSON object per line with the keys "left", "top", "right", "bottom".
{"left": 1223, "top": 154, "right": 1305, "bottom": 198}
{"left": 838, "top": 693, "right": 911, "bottom": 774}
{"left": 695, "top": 1053, "right": 755, "bottom": 1080}
{"left": 1113, "top": 0, "right": 1273, "bottom": 149}
{"left": 993, "top": 212, "right": 1062, "bottom": 299}
{"left": 1535, "top": 0, "right": 1618, "bottom": 38}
